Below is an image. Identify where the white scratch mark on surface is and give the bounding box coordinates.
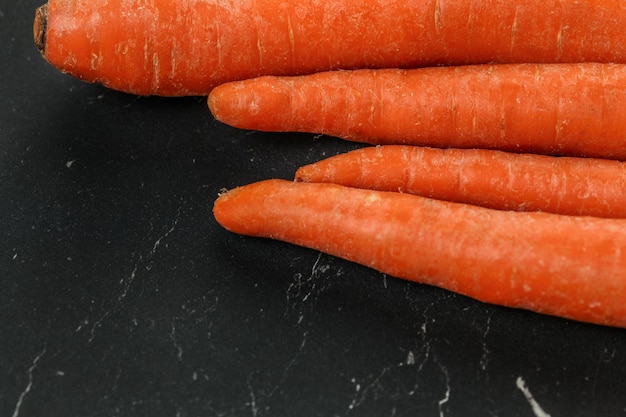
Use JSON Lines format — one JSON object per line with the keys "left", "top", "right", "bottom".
{"left": 151, "top": 208, "right": 181, "bottom": 256}
{"left": 89, "top": 262, "right": 138, "bottom": 342}
{"left": 416, "top": 302, "right": 436, "bottom": 372}
{"left": 480, "top": 313, "right": 493, "bottom": 371}
{"left": 86, "top": 204, "right": 183, "bottom": 342}
{"left": 242, "top": 332, "right": 309, "bottom": 414}
{"left": 118, "top": 263, "right": 139, "bottom": 303}
{"left": 88, "top": 311, "right": 111, "bottom": 343}
{"left": 516, "top": 376, "right": 551, "bottom": 417}
{"left": 66, "top": 159, "right": 76, "bottom": 168}
{"left": 75, "top": 318, "right": 89, "bottom": 332}
{"left": 12, "top": 348, "right": 46, "bottom": 417}
{"left": 286, "top": 252, "right": 333, "bottom": 314}
{"left": 267, "top": 331, "right": 308, "bottom": 398}
{"left": 247, "top": 378, "right": 259, "bottom": 417}
{"left": 347, "top": 378, "right": 362, "bottom": 410}
{"left": 437, "top": 360, "right": 450, "bottom": 417}
{"left": 170, "top": 322, "right": 183, "bottom": 360}
{"left": 346, "top": 365, "right": 394, "bottom": 412}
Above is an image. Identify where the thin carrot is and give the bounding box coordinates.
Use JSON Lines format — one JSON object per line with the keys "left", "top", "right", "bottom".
{"left": 295, "top": 145, "right": 626, "bottom": 219}
{"left": 35, "top": 0, "right": 626, "bottom": 96}
{"left": 213, "top": 179, "right": 626, "bottom": 328}
{"left": 208, "top": 64, "right": 626, "bottom": 160}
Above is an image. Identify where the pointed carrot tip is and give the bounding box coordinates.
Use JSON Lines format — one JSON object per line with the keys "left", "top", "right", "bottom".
{"left": 294, "top": 167, "right": 308, "bottom": 182}
{"left": 213, "top": 188, "right": 236, "bottom": 230}
{"left": 206, "top": 90, "right": 220, "bottom": 116}
{"left": 207, "top": 84, "right": 242, "bottom": 127}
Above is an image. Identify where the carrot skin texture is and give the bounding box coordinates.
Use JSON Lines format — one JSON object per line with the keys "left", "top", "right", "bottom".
{"left": 36, "top": 0, "right": 626, "bottom": 96}
{"left": 295, "top": 145, "right": 626, "bottom": 218}
{"left": 213, "top": 179, "right": 626, "bottom": 328}
{"left": 208, "top": 64, "right": 626, "bottom": 160}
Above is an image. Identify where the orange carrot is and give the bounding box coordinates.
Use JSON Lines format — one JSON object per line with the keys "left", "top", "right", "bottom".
{"left": 208, "top": 64, "right": 626, "bottom": 160}
{"left": 295, "top": 145, "right": 626, "bottom": 219}
{"left": 35, "top": 0, "right": 626, "bottom": 96}
{"left": 213, "top": 179, "right": 626, "bottom": 328}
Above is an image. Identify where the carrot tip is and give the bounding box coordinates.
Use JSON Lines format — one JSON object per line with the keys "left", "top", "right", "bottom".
{"left": 34, "top": 4, "right": 48, "bottom": 57}
{"left": 294, "top": 166, "right": 315, "bottom": 183}
{"left": 293, "top": 172, "right": 305, "bottom": 182}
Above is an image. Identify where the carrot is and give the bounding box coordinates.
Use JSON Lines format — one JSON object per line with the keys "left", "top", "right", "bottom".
{"left": 295, "top": 145, "right": 626, "bottom": 219}
{"left": 35, "top": 0, "right": 626, "bottom": 96}
{"left": 208, "top": 64, "right": 626, "bottom": 160}
{"left": 213, "top": 179, "right": 626, "bottom": 328}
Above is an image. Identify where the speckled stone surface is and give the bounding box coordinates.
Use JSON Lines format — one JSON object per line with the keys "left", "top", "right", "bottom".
{"left": 2, "top": 1, "right": 626, "bottom": 416}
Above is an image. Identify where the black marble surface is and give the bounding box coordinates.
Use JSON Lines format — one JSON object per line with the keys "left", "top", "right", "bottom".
{"left": 2, "top": 1, "right": 626, "bottom": 416}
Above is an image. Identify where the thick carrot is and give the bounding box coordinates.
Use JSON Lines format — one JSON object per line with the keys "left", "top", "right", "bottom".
{"left": 295, "top": 145, "right": 626, "bottom": 218}
{"left": 35, "top": 0, "right": 626, "bottom": 96}
{"left": 213, "top": 179, "right": 626, "bottom": 328}
{"left": 208, "top": 64, "right": 626, "bottom": 160}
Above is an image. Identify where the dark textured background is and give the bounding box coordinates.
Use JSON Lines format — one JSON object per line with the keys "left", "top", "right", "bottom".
{"left": 1, "top": 1, "right": 625, "bottom": 416}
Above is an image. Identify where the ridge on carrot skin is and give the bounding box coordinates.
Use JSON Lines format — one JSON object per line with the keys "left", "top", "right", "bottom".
{"left": 213, "top": 179, "right": 626, "bottom": 328}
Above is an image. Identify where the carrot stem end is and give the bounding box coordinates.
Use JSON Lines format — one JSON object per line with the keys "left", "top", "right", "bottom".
{"left": 34, "top": 4, "right": 48, "bottom": 57}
